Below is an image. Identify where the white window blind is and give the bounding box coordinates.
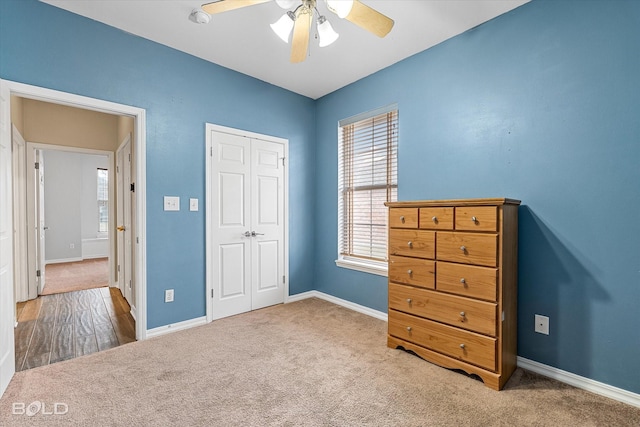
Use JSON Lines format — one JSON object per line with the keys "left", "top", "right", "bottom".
{"left": 338, "top": 106, "right": 398, "bottom": 266}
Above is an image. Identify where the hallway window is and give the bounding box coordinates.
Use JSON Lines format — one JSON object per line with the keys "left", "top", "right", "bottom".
{"left": 336, "top": 104, "right": 398, "bottom": 276}
{"left": 97, "top": 168, "right": 109, "bottom": 235}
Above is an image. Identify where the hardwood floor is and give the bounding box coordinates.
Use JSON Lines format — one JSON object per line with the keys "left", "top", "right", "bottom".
{"left": 15, "top": 287, "right": 136, "bottom": 371}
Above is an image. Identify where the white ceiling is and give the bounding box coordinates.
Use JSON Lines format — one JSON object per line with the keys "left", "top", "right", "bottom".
{"left": 41, "top": 0, "right": 530, "bottom": 99}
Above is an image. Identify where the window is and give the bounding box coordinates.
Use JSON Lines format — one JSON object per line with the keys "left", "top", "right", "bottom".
{"left": 97, "top": 168, "right": 109, "bottom": 235}
{"left": 336, "top": 105, "right": 398, "bottom": 276}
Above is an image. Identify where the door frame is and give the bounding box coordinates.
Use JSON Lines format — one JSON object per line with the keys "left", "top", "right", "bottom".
{"left": 205, "top": 123, "right": 289, "bottom": 323}
{"left": 1, "top": 79, "right": 148, "bottom": 341}
{"left": 23, "top": 143, "right": 115, "bottom": 293}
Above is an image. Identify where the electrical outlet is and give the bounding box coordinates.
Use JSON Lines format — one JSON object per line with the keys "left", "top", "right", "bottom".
{"left": 165, "top": 289, "right": 174, "bottom": 303}
{"left": 534, "top": 314, "right": 549, "bottom": 335}
{"left": 70, "top": 243, "right": 75, "bottom": 249}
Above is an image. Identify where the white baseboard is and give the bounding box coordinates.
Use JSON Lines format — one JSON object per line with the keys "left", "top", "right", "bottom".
{"left": 45, "top": 257, "right": 83, "bottom": 265}
{"left": 517, "top": 357, "right": 640, "bottom": 408}
{"left": 146, "top": 316, "right": 207, "bottom": 339}
{"left": 286, "top": 290, "right": 388, "bottom": 321}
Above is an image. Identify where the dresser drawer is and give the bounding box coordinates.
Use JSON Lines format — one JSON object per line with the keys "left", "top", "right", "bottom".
{"left": 419, "top": 207, "right": 454, "bottom": 230}
{"left": 389, "top": 208, "right": 418, "bottom": 228}
{"left": 436, "top": 262, "right": 498, "bottom": 301}
{"left": 436, "top": 232, "right": 498, "bottom": 268}
{"left": 389, "top": 256, "right": 435, "bottom": 289}
{"left": 455, "top": 206, "right": 498, "bottom": 231}
{"left": 389, "top": 283, "right": 497, "bottom": 336}
{"left": 389, "top": 229, "right": 435, "bottom": 259}
{"left": 389, "top": 310, "right": 497, "bottom": 371}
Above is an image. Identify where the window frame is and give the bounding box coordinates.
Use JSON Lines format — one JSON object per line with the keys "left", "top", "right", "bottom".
{"left": 97, "top": 167, "right": 109, "bottom": 238}
{"left": 335, "top": 104, "right": 398, "bottom": 277}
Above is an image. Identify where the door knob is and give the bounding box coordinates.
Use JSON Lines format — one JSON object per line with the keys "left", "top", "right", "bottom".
{"left": 117, "top": 225, "right": 126, "bottom": 231}
{"left": 251, "top": 231, "right": 264, "bottom": 237}
{"left": 243, "top": 231, "right": 252, "bottom": 237}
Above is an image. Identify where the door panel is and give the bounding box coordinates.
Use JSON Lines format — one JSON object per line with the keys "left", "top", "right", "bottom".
{"left": 219, "top": 243, "right": 248, "bottom": 298}
{"left": 219, "top": 173, "right": 245, "bottom": 226}
{"left": 256, "top": 240, "right": 279, "bottom": 292}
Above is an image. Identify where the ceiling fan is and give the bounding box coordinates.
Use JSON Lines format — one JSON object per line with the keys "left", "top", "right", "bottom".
{"left": 200, "top": 0, "right": 394, "bottom": 63}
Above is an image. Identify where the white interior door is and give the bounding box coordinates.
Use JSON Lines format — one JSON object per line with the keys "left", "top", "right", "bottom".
{"left": 0, "top": 79, "right": 16, "bottom": 397}
{"left": 35, "top": 150, "right": 46, "bottom": 294}
{"left": 116, "top": 135, "right": 133, "bottom": 305}
{"left": 210, "top": 130, "right": 285, "bottom": 320}
{"left": 12, "top": 125, "right": 28, "bottom": 303}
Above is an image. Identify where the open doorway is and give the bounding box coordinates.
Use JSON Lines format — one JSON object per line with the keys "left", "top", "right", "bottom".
{"left": 0, "top": 82, "right": 146, "bottom": 378}
{"left": 24, "top": 145, "right": 114, "bottom": 298}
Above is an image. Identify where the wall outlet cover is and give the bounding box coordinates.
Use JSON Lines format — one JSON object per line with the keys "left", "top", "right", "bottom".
{"left": 535, "top": 314, "right": 550, "bottom": 335}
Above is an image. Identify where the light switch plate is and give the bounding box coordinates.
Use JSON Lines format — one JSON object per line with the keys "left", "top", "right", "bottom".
{"left": 189, "top": 198, "right": 199, "bottom": 212}
{"left": 164, "top": 196, "right": 180, "bottom": 211}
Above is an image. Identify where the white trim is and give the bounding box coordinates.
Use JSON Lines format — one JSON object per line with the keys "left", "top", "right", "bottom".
{"left": 205, "top": 123, "right": 289, "bottom": 323}
{"left": 517, "top": 357, "right": 640, "bottom": 408}
{"left": 335, "top": 256, "right": 388, "bottom": 277}
{"left": 286, "top": 290, "right": 388, "bottom": 322}
{"left": 146, "top": 316, "right": 207, "bottom": 339}
{"left": 3, "top": 79, "right": 147, "bottom": 341}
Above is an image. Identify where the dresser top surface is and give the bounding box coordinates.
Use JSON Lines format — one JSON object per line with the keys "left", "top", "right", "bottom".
{"left": 385, "top": 198, "right": 521, "bottom": 208}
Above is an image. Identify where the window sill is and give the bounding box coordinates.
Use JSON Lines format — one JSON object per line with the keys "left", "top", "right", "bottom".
{"left": 335, "top": 257, "right": 388, "bottom": 277}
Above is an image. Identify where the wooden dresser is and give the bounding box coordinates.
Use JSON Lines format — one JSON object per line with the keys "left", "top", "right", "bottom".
{"left": 385, "top": 198, "right": 520, "bottom": 390}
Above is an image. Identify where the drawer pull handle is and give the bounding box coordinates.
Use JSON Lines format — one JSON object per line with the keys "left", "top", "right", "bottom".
{"left": 460, "top": 311, "right": 466, "bottom": 317}
{"left": 432, "top": 216, "right": 437, "bottom": 222}
{"left": 407, "top": 241, "right": 413, "bottom": 248}
{"left": 471, "top": 216, "right": 477, "bottom": 222}
{"left": 460, "top": 245, "right": 466, "bottom": 252}
{"left": 400, "top": 215, "right": 405, "bottom": 223}
{"left": 407, "top": 269, "right": 412, "bottom": 275}
{"left": 459, "top": 343, "right": 465, "bottom": 349}
{"left": 406, "top": 326, "right": 412, "bottom": 332}
{"left": 460, "top": 278, "right": 466, "bottom": 285}
{"left": 406, "top": 298, "right": 412, "bottom": 304}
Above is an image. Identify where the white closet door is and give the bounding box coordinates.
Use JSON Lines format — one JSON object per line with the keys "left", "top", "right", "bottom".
{"left": 211, "top": 130, "right": 285, "bottom": 320}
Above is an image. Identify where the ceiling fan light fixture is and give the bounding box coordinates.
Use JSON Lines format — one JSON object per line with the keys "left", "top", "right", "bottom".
{"left": 326, "top": 0, "right": 354, "bottom": 19}
{"left": 275, "top": 0, "right": 297, "bottom": 9}
{"left": 270, "top": 11, "right": 296, "bottom": 43}
{"left": 317, "top": 15, "right": 339, "bottom": 47}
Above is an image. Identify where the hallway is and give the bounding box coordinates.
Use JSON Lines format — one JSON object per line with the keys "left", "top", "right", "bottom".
{"left": 15, "top": 287, "right": 135, "bottom": 371}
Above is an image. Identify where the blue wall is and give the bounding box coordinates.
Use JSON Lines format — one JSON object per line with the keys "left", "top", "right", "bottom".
{"left": 2, "top": 0, "right": 639, "bottom": 395}
{"left": 315, "top": 0, "right": 640, "bottom": 393}
{"left": 0, "top": 0, "right": 317, "bottom": 329}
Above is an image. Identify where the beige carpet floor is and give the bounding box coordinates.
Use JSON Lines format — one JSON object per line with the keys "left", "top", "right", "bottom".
{"left": 41, "top": 258, "right": 109, "bottom": 295}
{"left": 1, "top": 298, "right": 638, "bottom": 426}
